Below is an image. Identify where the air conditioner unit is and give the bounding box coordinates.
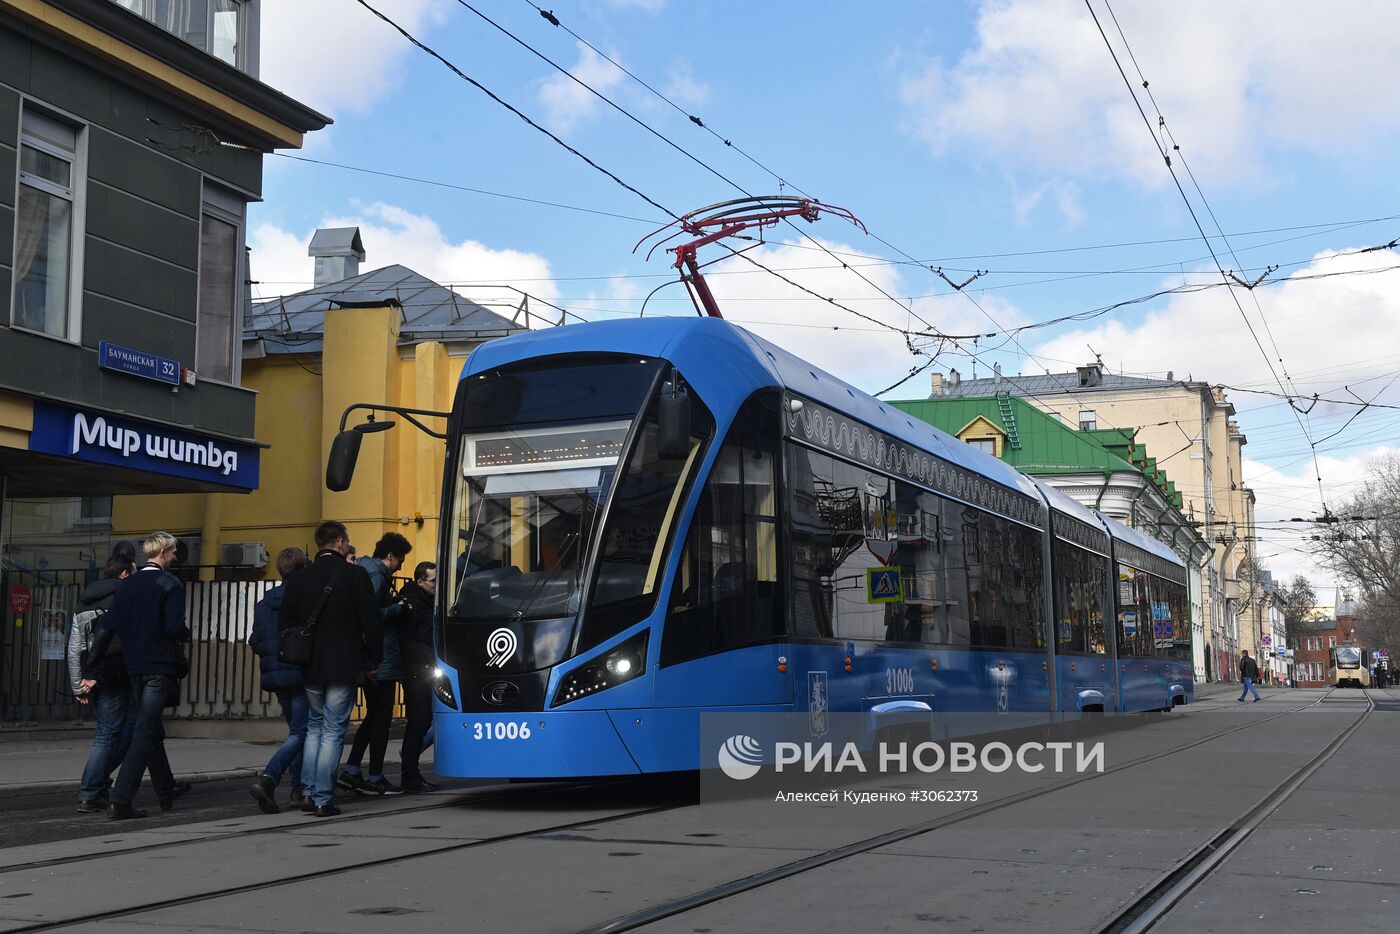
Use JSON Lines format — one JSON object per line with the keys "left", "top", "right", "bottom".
{"left": 221, "top": 542, "right": 269, "bottom": 568}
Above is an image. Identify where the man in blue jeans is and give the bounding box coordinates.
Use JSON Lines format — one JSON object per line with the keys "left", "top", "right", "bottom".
{"left": 279, "top": 521, "right": 381, "bottom": 817}
{"left": 1238, "top": 650, "right": 1262, "bottom": 703}
{"left": 248, "top": 547, "right": 309, "bottom": 814}
{"left": 82, "top": 532, "right": 191, "bottom": 820}
{"left": 71, "top": 555, "right": 136, "bottom": 812}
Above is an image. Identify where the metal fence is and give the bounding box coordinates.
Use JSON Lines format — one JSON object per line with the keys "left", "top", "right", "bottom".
{"left": 1, "top": 572, "right": 285, "bottom": 723}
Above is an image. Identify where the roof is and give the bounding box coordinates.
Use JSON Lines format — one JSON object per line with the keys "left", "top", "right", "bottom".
{"left": 308, "top": 228, "right": 364, "bottom": 260}
{"left": 888, "top": 395, "right": 1140, "bottom": 476}
{"left": 932, "top": 371, "right": 1191, "bottom": 400}
{"left": 246, "top": 265, "right": 523, "bottom": 355}
{"left": 888, "top": 395, "right": 1187, "bottom": 510}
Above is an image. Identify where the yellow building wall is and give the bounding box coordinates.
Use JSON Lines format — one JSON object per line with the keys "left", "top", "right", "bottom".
{"left": 114, "top": 306, "right": 466, "bottom": 579}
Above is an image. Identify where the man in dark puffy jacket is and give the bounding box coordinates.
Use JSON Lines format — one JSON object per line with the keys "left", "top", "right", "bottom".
{"left": 396, "top": 561, "right": 439, "bottom": 792}
{"left": 70, "top": 555, "right": 136, "bottom": 812}
{"left": 248, "top": 547, "right": 308, "bottom": 814}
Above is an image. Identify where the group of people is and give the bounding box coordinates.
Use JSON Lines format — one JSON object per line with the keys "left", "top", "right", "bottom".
{"left": 67, "top": 521, "right": 441, "bottom": 820}
{"left": 68, "top": 532, "right": 193, "bottom": 819}
{"left": 247, "top": 522, "right": 440, "bottom": 817}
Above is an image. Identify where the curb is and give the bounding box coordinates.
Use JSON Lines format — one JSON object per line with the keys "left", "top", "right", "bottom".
{"left": 0, "top": 767, "right": 262, "bottom": 799}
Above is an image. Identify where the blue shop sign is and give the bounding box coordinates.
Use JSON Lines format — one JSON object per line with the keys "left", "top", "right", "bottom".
{"left": 28, "top": 402, "right": 259, "bottom": 491}
{"left": 98, "top": 341, "right": 181, "bottom": 386}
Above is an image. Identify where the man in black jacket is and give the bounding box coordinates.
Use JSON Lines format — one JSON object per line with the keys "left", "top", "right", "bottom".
{"left": 279, "top": 520, "right": 381, "bottom": 817}
{"left": 84, "top": 532, "right": 191, "bottom": 820}
{"left": 1238, "top": 650, "right": 1262, "bottom": 703}
{"left": 395, "top": 561, "right": 439, "bottom": 792}
{"left": 70, "top": 555, "right": 135, "bottom": 812}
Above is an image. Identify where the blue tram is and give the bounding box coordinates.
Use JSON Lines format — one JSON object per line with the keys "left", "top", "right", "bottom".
{"left": 357, "top": 317, "right": 1193, "bottom": 778}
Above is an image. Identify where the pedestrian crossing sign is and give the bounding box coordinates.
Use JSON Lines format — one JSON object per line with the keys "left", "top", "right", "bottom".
{"left": 867, "top": 566, "right": 903, "bottom": 603}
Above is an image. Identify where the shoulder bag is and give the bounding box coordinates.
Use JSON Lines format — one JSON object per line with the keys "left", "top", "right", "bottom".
{"left": 278, "top": 564, "right": 344, "bottom": 665}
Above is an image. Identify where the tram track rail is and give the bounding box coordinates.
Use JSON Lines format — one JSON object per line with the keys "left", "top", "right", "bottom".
{"left": 2, "top": 796, "right": 691, "bottom": 934}
{"left": 1095, "top": 688, "right": 1375, "bottom": 934}
{"left": 0, "top": 691, "right": 1342, "bottom": 933}
{"left": 570, "top": 690, "right": 1343, "bottom": 934}
{"left": 0, "top": 779, "right": 603, "bottom": 877}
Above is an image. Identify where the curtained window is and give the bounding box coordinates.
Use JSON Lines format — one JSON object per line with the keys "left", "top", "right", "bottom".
{"left": 13, "top": 108, "right": 81, "bottom": 340}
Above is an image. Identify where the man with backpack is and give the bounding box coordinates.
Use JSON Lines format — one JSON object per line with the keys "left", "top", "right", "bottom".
{"left": 69, "top": 555, "right": 136, "bottom": 812}
{"left": 248, "top": 547, "right": 309, "bottom": 814}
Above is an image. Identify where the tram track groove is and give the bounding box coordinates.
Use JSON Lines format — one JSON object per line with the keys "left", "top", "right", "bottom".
{"left": 568, "top": 691, "right": 1339, "bottom": 934}
{"left": 1095, "top": 688, "right": 1376, "bottom": 934}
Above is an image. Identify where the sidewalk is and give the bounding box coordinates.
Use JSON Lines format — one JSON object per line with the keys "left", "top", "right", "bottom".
{"left": 0, "top": 731, "right": 432, "bottom": 798}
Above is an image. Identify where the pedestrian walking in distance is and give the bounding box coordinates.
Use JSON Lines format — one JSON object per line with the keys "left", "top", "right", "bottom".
{"left": 83, "top": 532, "right": 192, "bottom": 820}
{"left": 339, "top": 533, "right": 411, "bottom": 797}
{"left": 70, "top": 555, "right": 136, "bottom": 812}
{"left": 281, "top": 521, "right": 381, "bottom": 817}
{"left": 248, "top": 547, "right": 309, "bottom": 814}
{"left": 1238, "top": 650, "right": 1262, "bottom": 703}
{"left": 395, "top": 561, "right": 440, "bottom": 792}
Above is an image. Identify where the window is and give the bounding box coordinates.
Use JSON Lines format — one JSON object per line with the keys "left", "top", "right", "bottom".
{"left": 112, "top": 1, "right": 247, "bottom": 68}
{"left": 965, "top": 437, "right": 996, "bottom": 455}
{"left": 1054, "top": 541, "right": 1108, "bottom": 655}
{"left": 13, "top": 107, "right": 83, "bottom": 340}
{"left": 1328, "top": 635, "right": 1336, "bottom": 648}
{"left": 662, "top": 392, "right": 782, "bottom": 666}
{"left": 196, "top": 186, "right": 245, "bottom": 383}
{"left": 786, "top": 445, "right": 1043, "bottom": 650}
{"left": 1078, "top": 410, "right": 1097, "bottom": 431}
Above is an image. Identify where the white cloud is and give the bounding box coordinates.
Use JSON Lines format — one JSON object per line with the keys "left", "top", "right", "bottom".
{"left": 900, "top": 0, "right": 1400, "bottom": 187}
{"left": 1032, "top": 248, "right": 1400, "bottom": 401}
{"left": 248, "top": 203, "right": 559, "bottom": 310}
{"left": 1244, "top": 448, "right": 1398, "bottom": 589}
{"left": 537, "top": 43, "right": 627, "bottom": 134}
{"left": 662, "top": 61, "right": 710, "bottom": 110}
{"left": 260, "top": 0, "right": 448, "bottom": 117}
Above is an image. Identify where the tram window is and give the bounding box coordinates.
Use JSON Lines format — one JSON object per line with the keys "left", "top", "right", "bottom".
{"left": 1117, "top": 566, "right": 1157, "bottom": 657}
{"left": 579, "top": 395, "right": 714, "bottom": 653}
{"left": 786, "top": 446, "right": 1041, "bottom": 649}
{"left": 661, "top": 392, "right": 782, "bottom": 666}
{"left": 1053, "top": 540, "right": 1107, "bottom": 655}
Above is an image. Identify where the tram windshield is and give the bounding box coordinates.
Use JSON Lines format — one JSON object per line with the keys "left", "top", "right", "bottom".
{"left": 451, "top": 421, "right": 629, "bottom": 623}
{"left": 1335, "top": 646, "right": 1362, "bottom": 668}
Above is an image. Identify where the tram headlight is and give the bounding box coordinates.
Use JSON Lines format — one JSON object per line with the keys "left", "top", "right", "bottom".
{"left": 432, "top": 667, "right": 458, "bottom": 710}
{"left": 552, "top": 631, "right": 649, "bottom": 707}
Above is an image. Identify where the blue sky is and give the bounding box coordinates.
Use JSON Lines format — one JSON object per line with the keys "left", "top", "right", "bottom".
{"left": 252, "top": 0, "right": 1400, "bottom": 588}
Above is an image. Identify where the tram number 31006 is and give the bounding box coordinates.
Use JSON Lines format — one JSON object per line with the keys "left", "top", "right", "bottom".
{"left": 471, "top": 721, "right": 533, "bottom": 740}
{"left": 886, "top": 667, "right": 915, "bottom": 695}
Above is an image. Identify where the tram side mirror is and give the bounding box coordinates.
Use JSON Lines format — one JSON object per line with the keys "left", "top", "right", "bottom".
{"left": 326, "top": 430, "right": 363, "bottom": 492}
{"left": 657, "top": 379, "right": 691, "bottom": 460}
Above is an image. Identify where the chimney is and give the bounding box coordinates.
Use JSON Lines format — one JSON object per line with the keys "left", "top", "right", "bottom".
{"left": 930, "top": 372, "right": 944, "bottom": 397}
{"left": 308, "top": 227, "right": 366, "bottom": 288}
{"left": 948, "top": 367, "right": 961, "bottom": 389}
{"left": 1076, "top": 361, "right": 1104, "bottom": 387}
{"left": 993, "top": 362, "right": 1002, "bottom": 383}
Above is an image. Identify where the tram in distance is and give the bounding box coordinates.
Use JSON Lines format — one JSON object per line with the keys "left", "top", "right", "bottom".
{"left": 329, "top": 317, "right": 1196, "bottom": 779}
{"left": 1329, "top": 642, "right": 1373, "bottom": 688}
